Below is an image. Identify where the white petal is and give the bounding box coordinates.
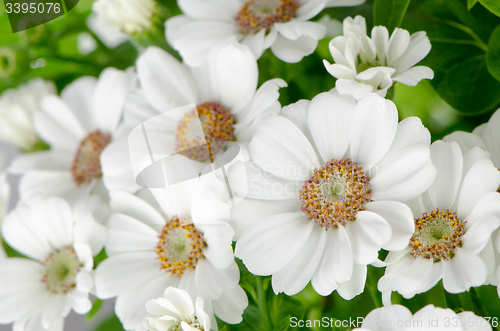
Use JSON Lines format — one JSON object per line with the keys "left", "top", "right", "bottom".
{"left": 408, "top": 306, "right": 461, "bottom": 331}
{"left": 297, "top": 0, "right": 327, "bottom": 20}
{"left": 235, "top": 212, "right": 313, "bottom": 275}
{"left": 110, "top": 190, "right": 165, "bottom": 231}
{"left": 241, "top": 29, "right": 266, "bottom": 60}
{"left": 457, "top": 158, "right": 500, "bottom": 219}
{"left": 392, "top": 66, "right": 434, "bottom": 86}
{"left": 361, "top": 305, "right": 412, "bottom": 331}
{"left": 335, "top": 79, "right": 375, "bottom": 99}
{"left": 364, "top": 201, "right": 414, "bottom": 251}
{"left": 308, "top": 90, "right": 354, "bottom": 161}
{"left": 386, "top": 28, "right": 410, "bottom": 66}
{"left": 311, "top": 226, "right": 353, "bottom": 296}
{"left": 349, "top": 94, "right": 398, "bottom": 168}
{"left": 93, "top": 67, "right": 135, "bottom": 133}
{"left": 457, "top": 311, "right": 492, "bottom": 331}
{"left": 9, "top": 150, "right": 73, "bottom": 173}
{"left": 461, "top": 215, "right": 499, "bottom": 255}
{"left": 336, "top": 262, "right": 367, "bottom": 300}
{"left": 137, "top": 47, "right": 198, "bottom": 112}
{"left": 371, "top": 26, "right": 389, "bottom": 64}
{"left": 345, "top": 211, "right": 392, "bottom": 264}
{"left": 197, "top": 219, "right": 234, "bottom": 269}
{"left": 249, "top": 115, "right": 319, "bottom": 181}
{"left": 271, "top": 33, "right": 318, "bottom": 63}
{"left": 273, "top": 224, "right": 326, "bottom": 295}
{"left": 274, "top": 21, "right": 326, "bottom": 41}
{"left": 370, "top": 144, "right": 436, "bottom": 202}
{"left": 467, "top": 192, "right": 500, "bottom": 229}
{"left": 42, "top": 295, "right": 69, "bottom": 329}
{"left": 427, "top": 141, "right": 463, "bottom": 211}
{"left": 74, "top": 213, "right": 106, "bottom": 256}
{"left": 61, "top": 76, "right": 97, "bottom": 132}
{"left": 94, "top": 252, "right": 162, "bottom": 299}
{"left": 209, "top": 41, "right": 258, "bottom": 113}
{"left": 195, "top": 259, "right": 239, "bottom": 300}
{"left": 442, "top": 249, "right": 487, "bottom": 293}
{"left": 482, "top": 108, "right": 500, "bottom": 168}
{"left": 101, "top": 136, "right": 141, "bottom": 193}
{"left": 212, "top": 285, "right": 248, "bottom": 324}
{"left": 178, "top": 0, "right": 239, "bottom": 21}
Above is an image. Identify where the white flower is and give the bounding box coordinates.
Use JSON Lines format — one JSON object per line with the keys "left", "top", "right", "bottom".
{"left": 0, "top": 195, "right": 106, "bottom": 331}
{"left": 92, "top": 0, "right": 156, "bottom": 35}
{"left": 355, "top": 304, "right": 491, "bottom": 331}
{"left": 443, "top": 109, "right": 500, "bottom": 294}
{"left": 230, "top": 90, "right": 436, "bottom": 299}
{"left": 0, "top": 150, "right": 9, "bottom": 260}
{"left": 0, "top": 78, "right": 56, "bottom": 151}
{"left": 166, "top": 0, "right": 365, "bottom": 66}
{"left": 94, "top": 171, "right": 248, "bottom": 331}
{"left": 323, "top": 15, "right": 434, "bottom": 99}
{"left": 102, "top": 40, "right": 284, "bottom": 193}
{"left": 378, "top": 141, "right": 500, "bottom": 298}
{"left": 143, "top": 287, "right": 211, "bottom": 331}
{"left": 9, "top": 67, "right": 136, "bottom": 202}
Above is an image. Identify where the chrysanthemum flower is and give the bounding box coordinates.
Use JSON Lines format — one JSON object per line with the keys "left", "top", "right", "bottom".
{"left": 143, "top": 287, "right": 211, "bottom": 331}
{"left": 354, "top": 304, "right": 491, "bottom": 331}
{"left": 323, "top": 15, "right": 434, "bottom": 99}
{"left": 166, "top": 0, "right": 365, "bottom": 66}
{"left": 9, "top": 68, "right": 136, "bottom": 202}
{"left": 0, "top": 78, "right": 56, "bottom": 151}
{"left": 102, "top": 40, "right": 284, "bottom": 192}
{"left": 94, "top": 170, "right": 247, "bottom": 330}
{"left": 378, "top": 141, "right": 500, "bottom": 298}
{"left": 230, "top": 90, "right": 436, "bottom": 298}
{"left": 92, "top": 0, "right": 156, "bottom": 35}
{"left": 0, "top": 195, "right": 106, "bottom": 331}
{"left": 0, "top": 150, "right": 9, "bottom": 260}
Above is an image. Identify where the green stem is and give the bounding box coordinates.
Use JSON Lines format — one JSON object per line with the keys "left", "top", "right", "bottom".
{"left": 442, "top": 0, "right": 490, "bottom": 43}
{"left": 256, "top": 277, "right": 272, "bottom": 331}
{"left": 457, "top": 291, "right": 476, "bottom": 313}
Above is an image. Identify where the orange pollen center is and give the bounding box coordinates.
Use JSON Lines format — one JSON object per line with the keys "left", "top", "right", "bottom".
{"left": 235, "top": 0, "right": 299, "bottom": 34}
{"left": 175, "top": 101, "right": 235, "bottom": 162}
{"left": 156, "top": 216, "right": 206, "bottom": 277}
{"left": 410, "top": 209, "right": 464, "bottom": 262}
{"left": 299, "top": 159, "right": 371, "bottom": 229}
{"left": 71, "top": 130, "right": 111, "bottom": 186}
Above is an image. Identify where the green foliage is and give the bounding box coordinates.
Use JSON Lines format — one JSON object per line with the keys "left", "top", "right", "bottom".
{"left": 92, "top": 314, "right": 126, "bottom": 331}
{"left": 86, "top": 299, "right": 103, "bottom": 322}
{"left": 478, "top": 0, "right": 500, "bottom": 17}
{"left": 487, "top": 25, "right": 500, "bottom": 81}
{"left": 373, "top": 0, "right": 411, "bottom": 32}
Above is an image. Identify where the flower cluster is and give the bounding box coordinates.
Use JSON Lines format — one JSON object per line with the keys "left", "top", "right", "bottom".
{"left": 0, "top": 1, "right": 499, "bottom": 331}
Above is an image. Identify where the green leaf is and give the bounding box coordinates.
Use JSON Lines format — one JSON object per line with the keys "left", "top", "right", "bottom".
{"left": 468, "top": 0, "right": 479, "bottom": 10}
{"left": 479, "top": 0, "right": 500, "bottom": 17}
{"left": 373, "top": 0, "right": 411, "bottom": 32}
{"left": 85, "top": 299, "right": 102, "bottom": 322}
{"left": 92, "top": 314, "right": 125, "bottom": 331}
{"left": 487, "top": 25, "right": 500, "bottom": 81}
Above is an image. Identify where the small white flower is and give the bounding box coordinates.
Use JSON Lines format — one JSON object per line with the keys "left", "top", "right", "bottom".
{"left": 166, "top": 0, "right": 365, "bottom": 66}
{"left": 0, "top": 150, "right": 10, "bottom": 260}
{"left": 9, "top": 67, "right": 136, "bottom": 202}
{"left": 143, "top": 287, "right": 211, "bottom": 331}
{"left": 0, "top": 78, "right": 56, "bottom": 151}
{"left": 378, "top": 141, "right": 500, "bottom": 298}
{"left": 92, "top": 0, "right": 156, "bottom": 35}
{"left": 231, "top": 91, "right": 436, "bottom": 299}
{"left": 355, "top": 304, "right": 491, "bottom": 331}
{"left": 0, "top": 195, "right": 106, "bottom": 331}
{"left": 94, "top": 171, "right": 248, "bottom": 331}
{"left": 323, "top": 15, "right": 434, "bottom": 99}
{"left": 102, "top": 40, "right": 284, "bottom": 193}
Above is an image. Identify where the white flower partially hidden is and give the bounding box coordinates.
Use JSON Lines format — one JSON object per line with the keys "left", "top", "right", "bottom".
{"left": 443, "top": 108, "right": 500, "bottom": 295}
{"left": 0, "top": 195, "right": 106, "bottom": 331}
{"left": 231, "top": 91, "right": 436, "bottom": 299}
{"left": 102, "top": 41, "right": 284, "bottom": 193}
{"left": 355, "top": 304, "right": 491, "bottom": 331}
{"left": 0, "top": 150, "right": 10, "bottom": 260}
{"left": 378, "top": 141, "right": 500, "bottom": 298}
{"left": 92, "top": 0, "right": 156, "bottom": 35}
{"left": 95, "top": 168, "right": 248, "bottom": 331}
{"left": 143, "top": 287, "right": 211, "bottom": 331}
{"left": 166, "top": 0, "right": 365, "bottom": 66}
{"left": 324, "top": 15, "right": 434, "bottom": 99}
{"left": 0, "top": 78, "right": 56, "bottom": 151}
{"left": 9, "top": 67, "right": 136, "bottom": 202}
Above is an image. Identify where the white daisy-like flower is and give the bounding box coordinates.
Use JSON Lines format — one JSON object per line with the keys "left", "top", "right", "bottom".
{"left": 102, "top": 40, "right": 284, "bottom": 193}
{"left": 94, "top": 167, "right": 248, "bottom": 331}
{"left": 0, "top": 194, "right": 106, "bottom": 331}
{"left": 378, "top": 141, "right": 500, "bottom": 298}
{"left": 92, "top": 0, "right": 156, "bottom": 35}
{"left": 166, "top": 0, "right": 366, "bottom": 66}
{"left": 354, "top": 304, "right": 491, "bottom": 331}
{"left": 229, "top": 90, "right": 436, "bottom": 298}
{"left": 9, "top": 67, "right": 136, "bottom": 202}
{"left": 0, "top": 78, "right": 56, "bottom": 151}
{"left": 323, "top": 15, "right": 434, "bottom": 99}
{"left": 443, "top": 108, "right": 500, "bottom": 294}
{"left": 143, "top": 287, "right": 211, "bottom": 331}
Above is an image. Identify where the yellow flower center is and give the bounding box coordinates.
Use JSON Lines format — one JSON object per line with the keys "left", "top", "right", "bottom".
{"left": 235, "top": 0, "right": 299, "bottom": 34}
{"left": 71, "top": 130, "right": 111, "bottom": 186}
{"left": 42, "top": 246, "right": 81, "bottom": 294}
